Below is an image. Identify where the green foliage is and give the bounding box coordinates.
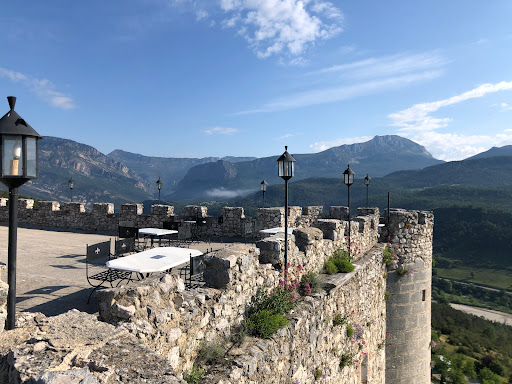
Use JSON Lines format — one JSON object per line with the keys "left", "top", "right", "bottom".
{"left": 246, "top": 310, "right": 289, "bottom": 338}
{"left": 333, "top": 247, "right": 351, "bottom": 261}
{"left": 333, "top": 313, "right": 348, "bottom": 327}
{"left": 346, "top": 324, "right": 354, "bottom": 338}
{"left": 314, "top": 367, "right": 322, "bottom": 381}
{"left": 324, "top": 259, "right": 338, "bottom": 275}
{"left": 339, "top": 351, "right": 355, "bottom": 369}
{"left": 324, "top": 257, "right": 354, "bottom": 274}
{"left": 382, "top": 246, "right": 394, "bottom": 267}
{"left": 196, "top": 340, "right": 225, "bottom": 365}
{"left": 384, "top": 291, "right": 391, "bottom": 301}
{"left": 332, "top": 258, "right": 355, "bottom": 273}
{"left": 299, "top": 271, "right": 324, "bottom": 295}
{"left": 396, "top": 267, "right": 409, "bottom": 276}
{"left": 431, "top": 303, "right": 512, "bottom": 383}
{"left": 183, "top": 366, "right": 205, "bottom": 384}
{"left": 249, "top": 288, "right": 295, "bottom": 317}
{"left": 229, "top": 321, "right": 248, "bottom": 346}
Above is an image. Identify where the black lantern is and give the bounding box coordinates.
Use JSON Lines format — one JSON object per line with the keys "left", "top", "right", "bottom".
{"left": 156, "top": 177, "right": 162, "bottom": 204}
{"left": 68, "top": 177, "right": 74, "bottom": 202}
{"left": 0, "top": 96, "right": 42, "bottom": 330}
{"left": 364, "top": 174, "right": 371, "bottom": 208}
{"left": 343, "top": 164, "right": 354, "bottom": 258}
{"left": 277, "top": 146, "right": 296, "bottom": 271}
{"left": 260, "top": 180, "right": 267, "bottom": 208}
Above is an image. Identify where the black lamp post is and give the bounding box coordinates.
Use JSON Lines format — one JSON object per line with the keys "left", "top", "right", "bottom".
{"left": 260, "top": 180, "right": 267, "bottom": 208}
{"left": 0, "top": 96, "right": 42, "bottom": 330}
{"left": 277, "top": 146, "right": 295, "bottom": 271}
{"left": 364, "top": 174, "right": 371, "bottom": 208}
{"left": 68, "top": 177, "right": 74, "bottom": 202}
{"left": 156, "top": 177, "right": 162, "bottom": 204}
{"left": 343, "top": 164, "right": 354, "bottom": 257}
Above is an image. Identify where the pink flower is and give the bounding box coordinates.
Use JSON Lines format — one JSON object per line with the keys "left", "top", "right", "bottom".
{"left": 386, "top": 332, "right": 390, "bottom": 339}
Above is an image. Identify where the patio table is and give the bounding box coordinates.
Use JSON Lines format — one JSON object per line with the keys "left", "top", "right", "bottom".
{"left": 259, "top": 227, "right": 295, "bottom": 235}
{"left": 138, "top": 227, "right": 178, "bottom": 247}
{"left": 106, "top": 246, "right": 202, "bottom": 274}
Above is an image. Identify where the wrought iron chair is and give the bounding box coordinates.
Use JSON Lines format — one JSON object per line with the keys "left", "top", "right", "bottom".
{"left": 163, "top": 221, "right": 180, "bottom": 246}
{"left": 85, "top": 240, "right": 132, "bottom": 303}
{"left": 118, "top": 225, "right": 145, "bottom": 250}
{"left": 114, "top": 237, "right": 136, "bottom": 258}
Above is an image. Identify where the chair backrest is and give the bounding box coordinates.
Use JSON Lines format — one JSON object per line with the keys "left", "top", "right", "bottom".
{"left": 115, "top": 237, "right": 135, "bottom": 256}
{"left": 163, "top": 221, "right": 180, "bottom": 231}
{"left": 178, "top": 225, "right": 191, "bottom": 240}
{"left": 86, "top": 240, "right": 111, "bottom": 266}
{"left": 119, "top": 226, "right": 138, "bottom": 239}
{"left": 190, "top": 254, "right": 206, "bottom": 276}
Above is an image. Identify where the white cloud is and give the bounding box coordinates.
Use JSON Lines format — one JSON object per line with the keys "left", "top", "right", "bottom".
{"left": 220, "top": 0, "right": 343, "bottom": 60}
{"left": 389, "top": 81, "right": 512, "bottom": 132}
{"left": 403, "top": 131, "right": 512, "bottom": 161}
{"left": 206, "top": 187, "right": 254, "bottom": 198}
{"left": 388, "top": 81, "right": 512, "bottom": 160}
{"left": 196, "top": 9, "right": 208, "bottom": 20}
{"left": 236, "top": 70, "right": 442, "bottom": 114}
{"left": 0, "top": 67, "right": 75, "bottom": 110}
{"left": 202, "top": 126, "right": 239, "bottom": 135}
{"left": 307, "top": 52, "right": 447, "bottom": 81}
{"left": 310, "top": 136, "right": 373, "bottom": 152}
{"left": 500, "top": 102, "right": 512, "bottom": 111}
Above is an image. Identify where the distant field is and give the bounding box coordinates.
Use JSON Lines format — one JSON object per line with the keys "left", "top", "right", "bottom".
{"left": 435, "top": 267, "right": 512, "bottom": 290}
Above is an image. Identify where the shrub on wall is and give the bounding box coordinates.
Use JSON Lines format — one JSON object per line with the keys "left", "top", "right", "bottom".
{"left": 299, "top": 271, "right": 324, "bottom": 295}
{"left": 246, "top": 309, "right": 289, "bottom": 339}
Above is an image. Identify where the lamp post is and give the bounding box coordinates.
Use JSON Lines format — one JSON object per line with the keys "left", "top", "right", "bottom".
{"left": 343, "top": 164, "right": 354, "bottom": 257}
{"left": 277, "top": 146, "right": 295, "bottom": 271}
{"left": 156, "top": 177, "right": 162, "bottom": 204}
{"left": 364, "top": 174, "right": 371, "bottom": 208}
{"left": 0, "top": 96, "right": 42, "bottom": 330}
{"left": 260, "top": 180, "right": 267, "bottom": 208}
{"left": 68, "top": 177, "right": 74, "bottom": 202}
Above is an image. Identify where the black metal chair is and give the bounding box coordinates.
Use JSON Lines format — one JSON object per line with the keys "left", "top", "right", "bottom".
{"left": 118, "top": 226, "right": 145, "bottom": 250}
{"left": 114, "top": 237, "right": 136, "bottom": 257}
{"left": 163, "top": 221, "right": 180, "bottom": 246}
{"left": 85, "top": 240, "right": 132, "bottom": 303}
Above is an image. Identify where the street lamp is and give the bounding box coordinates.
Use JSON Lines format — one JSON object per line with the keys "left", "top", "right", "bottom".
{"left": 343, "top": 164, "right": 354, "bottom": 257}
{"left": 277, "top": 146, "right": 295, "bottom": 271}
{"left": 260, "top": 180, "right": 267, "bottom": 208}
{"left": 68, "top": 177, "right": 74, "bottom": 202}
{"left": 156, "top": 177, "right": 162, "bottom": 204}
{"left": 0, "top": 96, "right": 42, "bottom": 330}
{"left": 364, "top": 174, "right": 371, "bottom": 208}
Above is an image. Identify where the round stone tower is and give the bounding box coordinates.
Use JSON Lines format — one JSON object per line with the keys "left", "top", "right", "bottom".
{"left": 385, "top": 209, "right": 434, "bottom": 384}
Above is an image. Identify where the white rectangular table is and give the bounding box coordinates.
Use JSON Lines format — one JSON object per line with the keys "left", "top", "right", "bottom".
{"left": 139, "top": 227, "right": 179, "bottom": 247}
{"left": 106, "top": 246, "right": 202, "bottom": 274}
{"left": 259, "top": 227, "right": 295, "bottom": 235}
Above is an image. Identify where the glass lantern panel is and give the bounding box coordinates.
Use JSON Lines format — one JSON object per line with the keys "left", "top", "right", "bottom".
{"left": 26, "top": 138, "right": 37, "bottom": 177}
{"left": 2, "top": 136, "right": 23, "bottom": 177}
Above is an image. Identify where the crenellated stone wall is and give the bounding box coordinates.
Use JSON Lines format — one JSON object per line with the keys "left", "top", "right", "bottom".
{"left": 0, "top": 205, "right": 432, "bottom": 384}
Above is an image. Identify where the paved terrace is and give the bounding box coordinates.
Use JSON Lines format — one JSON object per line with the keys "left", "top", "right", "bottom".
{"left": 0, "top": 225, "right": 230, "bottom": 317}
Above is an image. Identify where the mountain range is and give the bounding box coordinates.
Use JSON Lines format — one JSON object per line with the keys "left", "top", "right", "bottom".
{"left": 8, "top": 134, "right": 505, "bottom": 209}
{"left": 9, "top": 135, "right": 441, "bottom": 206}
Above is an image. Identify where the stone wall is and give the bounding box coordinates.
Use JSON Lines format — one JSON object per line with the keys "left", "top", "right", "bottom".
{"left": 384, "top": 209, "right": 434, "bottom": 384}
{"left": 0, "top": 207, "right": 433, "bottom": 383}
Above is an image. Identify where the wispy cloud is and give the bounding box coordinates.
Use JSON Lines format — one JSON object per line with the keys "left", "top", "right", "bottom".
{"left": 388, "top": 81, "right": 512, "bottom": 160}
{"left": 236, "top": 70, "right": 442, "bottom": 115}
{"left": 220, "top": 0, "right": 343, "bottom": 61}
{"left": 307, "top": 51, "right": 447, "bottom": 80}
{"left": 206, "top": 187, "right": 254, "bottom": 198}
{"left": 500, "top": 102, "right": 512, "bottom": 111}
{"left": 0, "top": 67, "right": 75, "bottom": 110}
{"left": 202, "top": 126, "right": 239, "bottom": 135}
{"left": 310, "top": 136, "right": 373, "bottom": 152}
{"left": 389, "top": 81, "right": 512, "bottom": 132}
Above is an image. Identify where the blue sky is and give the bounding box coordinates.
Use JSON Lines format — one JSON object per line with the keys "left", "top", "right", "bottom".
{"left": 1, "top": 0, "right": 512, "bottom": 161}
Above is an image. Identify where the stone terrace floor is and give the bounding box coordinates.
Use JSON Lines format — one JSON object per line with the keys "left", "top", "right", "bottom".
{"left": 0, "top": 225, "right": 236, "bottom": 317}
